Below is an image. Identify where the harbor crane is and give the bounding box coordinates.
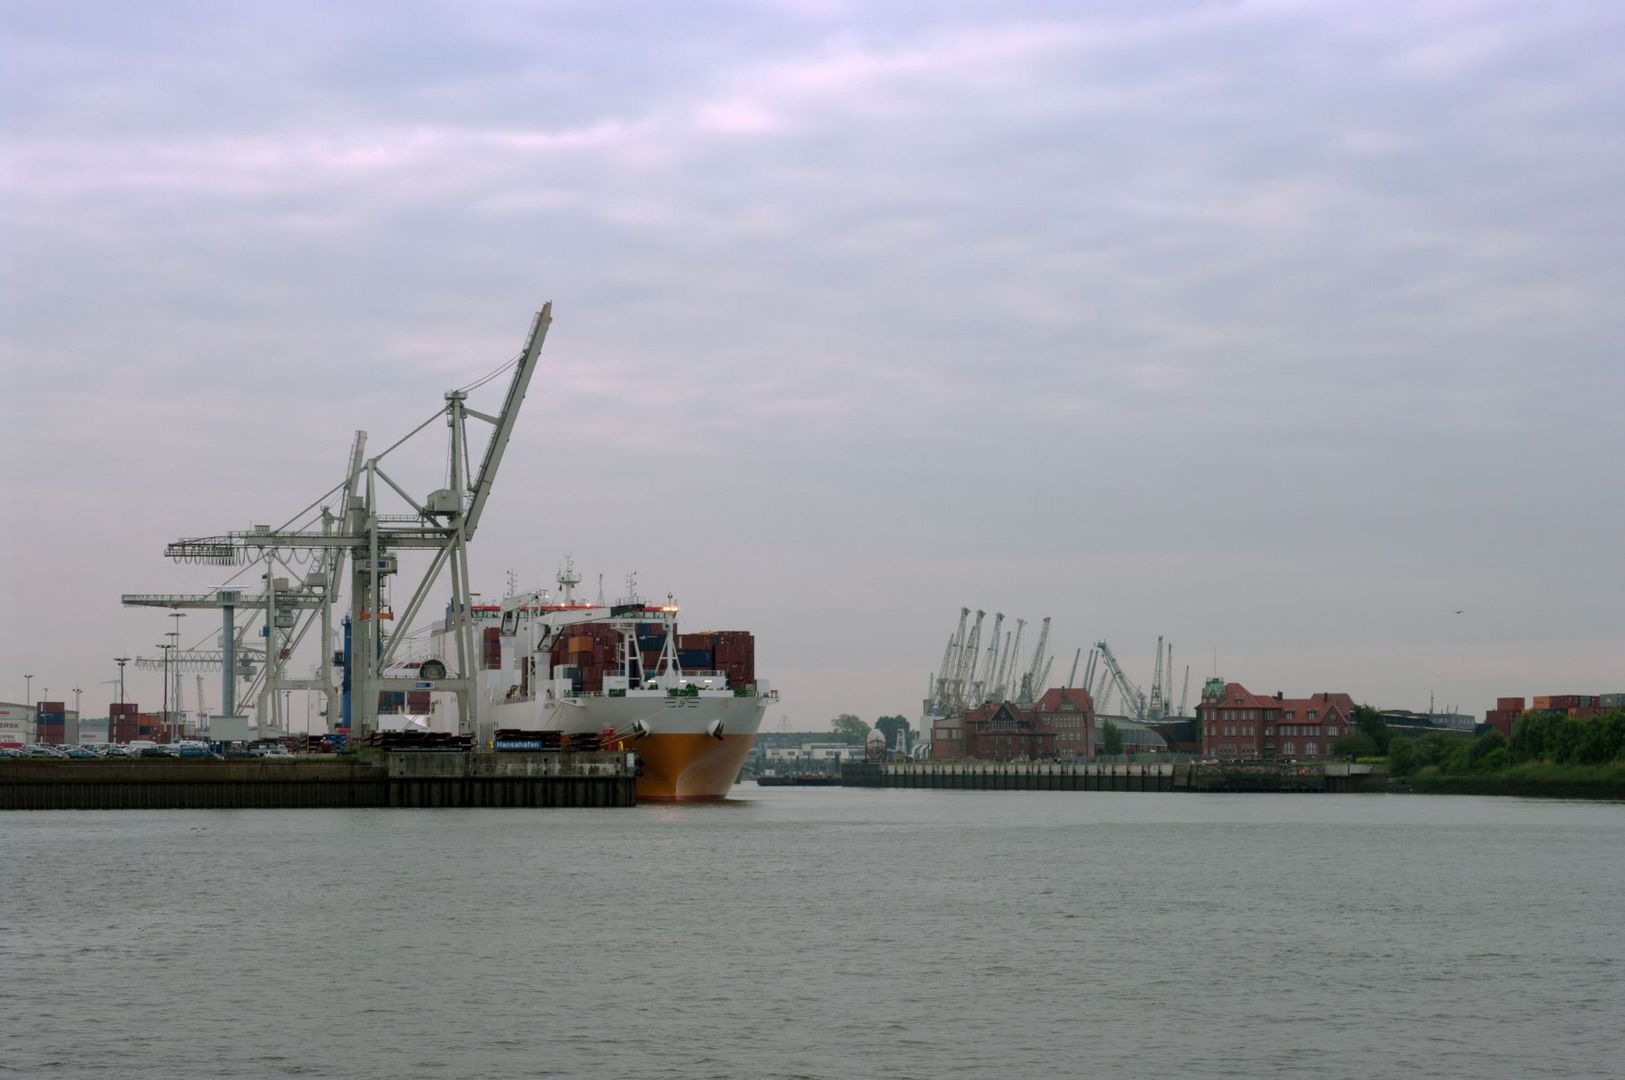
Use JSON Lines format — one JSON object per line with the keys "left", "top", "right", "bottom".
{"left": 150, "top": 302, "right": 552, "bottom": 741}
{"left": 925, "top": 607, "right": 1052, "bottom": 718}
{"left": 1090, "top": 637, "right": 1187, "bottom": 723}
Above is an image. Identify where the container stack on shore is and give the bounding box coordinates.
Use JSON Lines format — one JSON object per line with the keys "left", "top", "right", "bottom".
{"left": 1484, "top": 693, "right": 1624, "bottom": 735}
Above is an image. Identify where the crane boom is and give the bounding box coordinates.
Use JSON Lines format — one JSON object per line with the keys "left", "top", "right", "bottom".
{"left": 463, "top": 302, "right": 552, "bottom": 538}
{"left": 1094, "top": 639, "right": 1148, "bottom": 722}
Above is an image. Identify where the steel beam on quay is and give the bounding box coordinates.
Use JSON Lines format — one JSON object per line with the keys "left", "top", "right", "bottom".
{"left": 0, "top": 753, "right": 637, "bottom": 810}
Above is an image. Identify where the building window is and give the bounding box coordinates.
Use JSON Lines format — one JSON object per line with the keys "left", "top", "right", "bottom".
{"left": 1308, "top": 711, "right": 1318, "bottom": 722}
{"left": 1305, "top": 742, "right": 1317, "bottom": 757}
{"left": 1284, "top": 711, "right": 1294, "bottom": 721}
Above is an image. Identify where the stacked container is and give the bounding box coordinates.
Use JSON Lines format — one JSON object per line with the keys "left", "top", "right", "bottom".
{"left": 110, "top": 702, "right": 140, "bottom": 743}
{"left": 35, "top": 701, "right": 66, "bottom": 744}
{"left": 483, "top": 626, "right": 503, "bottom": 671}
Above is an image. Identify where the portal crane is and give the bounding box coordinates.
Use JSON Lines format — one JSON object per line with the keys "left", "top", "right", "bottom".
{"left": 154, "top": 302, "right": 552, "bottom": 741}
{"left": 1094, "top": 639, "right": 1148, "bottom": 723}
{"left": 1018, "top": 616, "right": 1051, "bottom": 703}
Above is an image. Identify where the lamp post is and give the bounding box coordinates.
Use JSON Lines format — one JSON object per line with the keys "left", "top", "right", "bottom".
{"left": 114, "top": 658, "right": 130, "bottom": 705}
{"left": 73, "top": 686, "right": 81, "bottom": 719}
{"left": 24, "top": 674, "right": 33, "bottom": 708}
{"left": 157, "top": 643, "right": 173, "bottom": 743}
{"left": 169, "top": 613, "right": 187, "bottom": 739}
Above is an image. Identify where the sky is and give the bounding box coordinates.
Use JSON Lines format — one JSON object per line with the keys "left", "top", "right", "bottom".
{"left": 3, "top": 0, "right": 1622, "bottom": 730}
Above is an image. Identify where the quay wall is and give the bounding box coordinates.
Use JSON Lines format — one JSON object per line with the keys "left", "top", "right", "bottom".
{"left": 0, "top": 753, "right": 637, "bottom": 810}
{"left": 842, "top": 761, "right": 1185, "bottom": 792}
{"left": 843, "top": 760, "right": 1385, "bottom": 794}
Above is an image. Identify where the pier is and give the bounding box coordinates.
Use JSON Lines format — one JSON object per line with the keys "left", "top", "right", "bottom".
{"left": 0, "top": 752, "right": 638, "bottom": 810}
{"left": 842, "top": 759, "right": 1382, "bottom": 793}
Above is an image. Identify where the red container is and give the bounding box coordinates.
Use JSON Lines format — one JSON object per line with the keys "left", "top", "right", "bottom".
{"left": 1496, "top": 697, "right": 1525, "bottom": 712}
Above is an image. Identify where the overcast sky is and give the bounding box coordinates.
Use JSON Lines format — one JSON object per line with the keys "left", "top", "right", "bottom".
{"left": 3, "top": 0, "right": 1622, "bottom": 729}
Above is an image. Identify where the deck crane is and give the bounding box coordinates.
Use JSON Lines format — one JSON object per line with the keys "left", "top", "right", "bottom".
{"left": 156, "top": 302, "right": 552, "bottom": 742}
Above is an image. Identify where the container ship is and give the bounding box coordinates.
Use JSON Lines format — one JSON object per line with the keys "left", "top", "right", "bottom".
{"left": 451, "top": 562, "right": 773, "bottom": 801}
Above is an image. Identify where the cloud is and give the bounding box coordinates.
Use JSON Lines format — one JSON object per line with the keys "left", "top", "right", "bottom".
{"left": 3, "top": 0, "right": 1623, "bottom": 727}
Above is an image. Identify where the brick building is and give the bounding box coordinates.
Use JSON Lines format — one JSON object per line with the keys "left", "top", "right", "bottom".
{"left": 931, "top": 688, "right": 1097, "bottom": 761}
{"left": 1031, "top": 687, "right": 1096, "bottom": 761}
{"left": 1198, "top": 681, "right": 1355, "bottom": 760}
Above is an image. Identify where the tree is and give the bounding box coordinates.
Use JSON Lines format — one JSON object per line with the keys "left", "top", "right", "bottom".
{"left": 873, "top": 715, "right": 911, "bottom": 751}
{"left": 1100, "top": 718, "right": 1123, "bottom": 757}
{"left": 1509, "top": 711, "right": 1551, "bottom": 763}
{"left": 1468, "top": 729, "right": 1508, "bottom": 772}
{"left": 1353, "top": 705, "right": 1391, "bottom": 754}
{"left": 830, "top": 714, "right": 869, "bottom": 743}
{"left": 1331, "top": 731, "right": 1379, "bottom": 758}
{"left": 1388, "top": 737, "right": 1417, "bottom": 777}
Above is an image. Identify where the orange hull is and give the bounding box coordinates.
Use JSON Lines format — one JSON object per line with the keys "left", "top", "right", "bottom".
{"left": 628, "top": 732, "right": 757, "bottom": 801}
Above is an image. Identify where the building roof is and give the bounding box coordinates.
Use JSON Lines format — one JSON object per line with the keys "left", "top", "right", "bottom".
{"left": 1201, "top": 683, "right": 1355, "bottom": 718}
{"left": 1032, "top": 687, "right": 1094, "bottom": 714}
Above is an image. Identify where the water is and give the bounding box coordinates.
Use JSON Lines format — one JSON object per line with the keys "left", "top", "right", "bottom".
{"left": 2, "top": 789, "right": 1620, "bottom": 1079}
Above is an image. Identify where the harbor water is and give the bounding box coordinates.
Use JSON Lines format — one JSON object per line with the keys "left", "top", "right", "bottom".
{"left": 2, "top": 788, "right": 1620, "bottom": 1079}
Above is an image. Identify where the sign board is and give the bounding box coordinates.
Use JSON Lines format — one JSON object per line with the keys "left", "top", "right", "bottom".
{"left": 210, "top": 715, "right": 253, "bottom": 742}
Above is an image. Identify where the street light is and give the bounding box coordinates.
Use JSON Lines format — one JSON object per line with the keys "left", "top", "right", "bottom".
{"left": 169, "top": 613, "right": 187, "bottom": 739}
{"left": 157, "top": 642, "right": 174, "bottom": 743}
{"left": 24, "top": 674, "right": 33, "bottom": 707}
{"left": 114, "top": 658, "right": 130, "bottom": 705}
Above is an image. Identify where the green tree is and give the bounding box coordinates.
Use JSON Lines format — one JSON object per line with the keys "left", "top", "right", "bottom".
{"left": 1468, "top": 729, "right": 1508, "bottom": 772}
{"left": 873, "top": 715, "right": 911, "bottom": 751}
{"left": 1352, "top": 705, "right": 1391, "bottom": 754}
{"left": 1509, "top": 711, "right": 1551, "bottom": 763}
{"left": 1388, "top": 738, "right": 1417, "bottom": 777}
{"left": 1100, "top": 718, "right": 1123, "bottom": 757}
{"left": 1331, "top": 731, "right": 1379, "bottom": 758}
{"left": 830, "top": 714, "right": 869, "bottom": 743}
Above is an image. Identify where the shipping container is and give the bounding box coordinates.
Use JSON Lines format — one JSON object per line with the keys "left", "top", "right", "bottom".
{"left": 1495, "top": 697, "right": 1525, "bottom": 712}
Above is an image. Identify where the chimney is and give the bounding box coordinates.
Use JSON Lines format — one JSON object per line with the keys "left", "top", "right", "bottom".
{"left": 1275, "top": 691, "right": 1283, "bottom": 701}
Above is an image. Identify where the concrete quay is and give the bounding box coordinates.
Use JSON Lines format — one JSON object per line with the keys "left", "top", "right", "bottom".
{"left": 0, "top": 752, "right": 638, "bottom": 810}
